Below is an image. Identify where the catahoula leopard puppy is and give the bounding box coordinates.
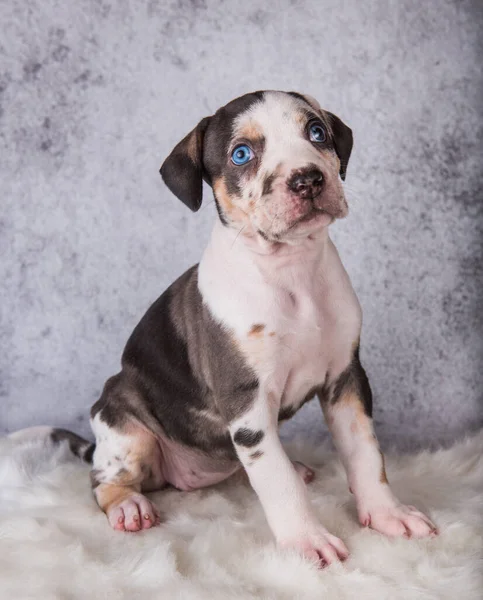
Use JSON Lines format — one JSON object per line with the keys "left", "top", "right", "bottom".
{"left": 35, "top": 91, "right": 437, "bottom": 566}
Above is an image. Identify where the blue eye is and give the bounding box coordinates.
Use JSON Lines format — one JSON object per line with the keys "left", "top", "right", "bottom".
{"left": 309, "top": 122, "right": 326, "bottom": 143}
{"left": 231, "top": 144, "right": 253, "bottom": 165}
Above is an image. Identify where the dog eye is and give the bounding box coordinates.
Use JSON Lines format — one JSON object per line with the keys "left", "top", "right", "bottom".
{"left": 231, "top": 144, "right": 254, "bottom": 165}
{"left": 308, "top": 122, "right": 326, "bottom": 143}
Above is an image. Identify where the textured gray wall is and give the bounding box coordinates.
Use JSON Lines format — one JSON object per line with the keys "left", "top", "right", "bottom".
{"left": 1, "top": 0, "right": 482, "bottom": 450}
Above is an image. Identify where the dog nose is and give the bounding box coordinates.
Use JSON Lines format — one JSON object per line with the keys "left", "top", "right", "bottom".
{"left": 287, "top": 168, "right": 324, "bottom": 199}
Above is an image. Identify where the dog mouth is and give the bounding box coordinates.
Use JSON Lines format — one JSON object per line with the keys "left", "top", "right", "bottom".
{"left": 257, "top": 208, "right": 332, "bottom": 242}
{"left": 287, "top": 207, "right": 331, "bottom": 230}
{"left": 255, "top": 185, "right": 346, "bottom": 242}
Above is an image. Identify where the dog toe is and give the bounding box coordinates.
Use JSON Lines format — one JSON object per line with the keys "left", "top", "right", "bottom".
{"left": 107, "top": 494, "right": 159, "bottom": 532}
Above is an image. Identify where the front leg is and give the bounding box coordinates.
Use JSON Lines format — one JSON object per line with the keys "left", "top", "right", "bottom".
{"left": 229, "top": 393, "right": 348, "bottom": 566}
{"left": 321, "top": 347, "right": 438, "bottom": 538}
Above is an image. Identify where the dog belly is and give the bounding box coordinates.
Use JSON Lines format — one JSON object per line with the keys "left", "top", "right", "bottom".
{"left": 158, "top": 436, "right": 241, "bottom": 492}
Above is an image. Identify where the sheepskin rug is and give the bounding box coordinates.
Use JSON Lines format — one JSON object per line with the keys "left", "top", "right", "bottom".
{"left": 0, "top": 430, "right": 482, "bottom": 599}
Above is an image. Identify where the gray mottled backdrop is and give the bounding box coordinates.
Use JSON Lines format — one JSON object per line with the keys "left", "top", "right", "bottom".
{"left": 1, "top": 0, "right": 482, "bottom": 450}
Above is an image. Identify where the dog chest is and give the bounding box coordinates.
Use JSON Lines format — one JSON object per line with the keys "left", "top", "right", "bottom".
{"left": 267, "top": 285, "right": 362, "bottom": 408}
{"left": 198, "top": 226, "right": 362, "bottom": 418}
{"left": 202, "top": 258, "right": 361, "bottom": 402}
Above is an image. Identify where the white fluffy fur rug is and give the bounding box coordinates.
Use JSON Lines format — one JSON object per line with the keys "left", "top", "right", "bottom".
{"left": 0, "top": 431, "right": 482, "bottom": 600}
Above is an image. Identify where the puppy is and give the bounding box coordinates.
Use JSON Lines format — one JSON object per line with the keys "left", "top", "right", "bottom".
{"left": 45, "top": 91, "right": 437, "bottom": 566}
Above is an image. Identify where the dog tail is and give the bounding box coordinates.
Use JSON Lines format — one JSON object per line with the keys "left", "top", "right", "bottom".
{"left": 8, "top": 426, "right": 95, "bottom": 464}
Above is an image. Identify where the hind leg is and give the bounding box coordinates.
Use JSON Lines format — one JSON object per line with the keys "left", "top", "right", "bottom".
{"left": 95, "top": 485, "right": 160, "bottom": 532}
{"left": 91, "top": 412, "right": 164, "bottom": 532}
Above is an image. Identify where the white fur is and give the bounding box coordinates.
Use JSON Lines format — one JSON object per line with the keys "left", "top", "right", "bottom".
{"left": 225, "top": 92, "right": 345, "bottom": 238}
{"left": 1, "top": 430, "right": 481, "bottom": 598}
{"left": 199, "top": 221, "right": 362, "bottom": 392}
{"left": 198, "top": 199, "right": 439, "bottom": 558}
{"left": 234, "top": 92, "right": 327, "bottom": 179}
{"left": 199, "top": 218, "right": 363, "bottom": 557}
{"left": 90, "top": 413, "right": 139, "bottom": 484}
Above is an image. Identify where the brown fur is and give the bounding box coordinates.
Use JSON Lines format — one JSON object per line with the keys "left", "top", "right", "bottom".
{"left": 213, "top": 176, "right": 248, "bottom": 223}
{"left": 90, "top": 418, "right": 162, "bottom": 516}
{"left": 333, "top": 390, "right": 389, "bottom": 485}
{"left": 94, "top": 482, "right": 140, "bottom": 513}
{"left": 248, "top": 323, "right": 265, "bottom": 337}
{"left": 337, "top": 389, "right": 376, "bottom": 444}
{"left": 236, "top": 120, "right": 264, "bottom": 143}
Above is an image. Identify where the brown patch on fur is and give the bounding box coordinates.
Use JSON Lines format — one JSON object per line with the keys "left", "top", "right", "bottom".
{"left": 213, "top": 177, "right": 235, "bottom": 212}
{"left": 379, "top": 450, "right": 389, "bottom": 484}
{"left": 91, "top": 419, "right": 162, "bottom": 510}
{"left": 339, "top": 389, "right": 364, "bottom": 410}
{"left": 94, "top": 483, "right": 140, "bottom": 513}
{"left": 237, "top": 120, "right": 264, "bottom": 143}
{"left": 249, "top": 450, "right": 263, "bottom": 460}
{"left": 248, "top": 323, "right": 265, "bottom": 337}
{"left": 92, "top": 423, "right": 159, "bottom": 513}
{"left": 323, "top": 388, "right": 388, "bottom": 484}
{"left": 269, "top": 331, "right": 276, "bottom": 337}
{"left": 295, "top": 111, "right": 309, "bottom": 126}
{"left": 235, "top": 320, "right": 272, "bottom": 371}
{"left": 336, "top": 390, "right": 375, "bottom": 443}
{"left": 213, "top": 177, "right": 247, "bottom": 223}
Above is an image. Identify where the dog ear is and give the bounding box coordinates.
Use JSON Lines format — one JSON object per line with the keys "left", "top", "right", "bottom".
{"left": 326, "top": 112, "right": 353, "bottom": 181}
{"left": 160, "top": 117, "right": 211, "bottom": 211}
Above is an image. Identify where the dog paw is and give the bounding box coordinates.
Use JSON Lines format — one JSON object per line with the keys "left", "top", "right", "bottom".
{"left": 292, "top": 460, "right": 315, "bottom": 484}
{"left": 359, "top": 503, "right": 437, "bottom": 539}
{"left": 107, "top": 494, "right": 160, "bottom": 532}
{"left": 278, "top": 527, "right": 349, "bottom": 567}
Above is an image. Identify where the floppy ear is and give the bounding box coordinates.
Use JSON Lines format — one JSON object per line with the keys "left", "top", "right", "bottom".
{"left": 326, "top": 112, "right": 353, "bottom": 181}
{"left": 160, "top": 117, "right": 211, "bottom": 211}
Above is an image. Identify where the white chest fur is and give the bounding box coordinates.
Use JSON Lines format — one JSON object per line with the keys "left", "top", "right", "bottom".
{"left": 198, "top": 221, "right": 362, "bottom": 410}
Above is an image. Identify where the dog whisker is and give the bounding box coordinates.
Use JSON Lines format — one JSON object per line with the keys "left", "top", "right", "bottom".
{"left": 231, "top": 225, "right": 246, "bottom": 249}
{"left": 199, "top": 198, "right": 216, "bottom": 212}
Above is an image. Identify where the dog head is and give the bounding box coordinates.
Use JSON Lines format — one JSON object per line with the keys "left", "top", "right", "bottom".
{"left": 160, "top": 91, "right": 353, "bottom": 241}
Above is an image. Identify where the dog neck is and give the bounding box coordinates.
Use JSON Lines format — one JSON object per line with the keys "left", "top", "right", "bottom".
{"left": 203, "top": 219, "right": 333, "bottom": 285}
